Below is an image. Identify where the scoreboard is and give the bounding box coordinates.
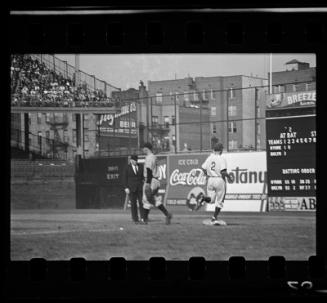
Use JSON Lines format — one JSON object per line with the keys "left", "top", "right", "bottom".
{"left": 266, "top": 114, "right": 316, "bottom": 197}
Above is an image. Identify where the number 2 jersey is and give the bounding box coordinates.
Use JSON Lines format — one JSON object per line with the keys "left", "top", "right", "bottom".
{"left": 201, "top": 153, "right": 227, "bottom": 178}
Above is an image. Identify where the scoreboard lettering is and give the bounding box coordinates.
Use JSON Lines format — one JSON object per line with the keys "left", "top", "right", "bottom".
{"left": 266, "top": 115, "right": 316, "bottom": 197}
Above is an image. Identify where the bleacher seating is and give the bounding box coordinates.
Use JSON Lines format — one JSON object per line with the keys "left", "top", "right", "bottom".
{"left": 11, "top": 54, "right": 116, "bottom": 108}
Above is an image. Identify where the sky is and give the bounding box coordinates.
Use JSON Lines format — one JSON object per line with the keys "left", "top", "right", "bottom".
{"left": 56, "top": 54, "right": 316, "bottom": 90}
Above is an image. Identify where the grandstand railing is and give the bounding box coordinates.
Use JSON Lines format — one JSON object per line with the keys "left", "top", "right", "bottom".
{"left": 30, "top": 54, "right": 121, "bottom": 97}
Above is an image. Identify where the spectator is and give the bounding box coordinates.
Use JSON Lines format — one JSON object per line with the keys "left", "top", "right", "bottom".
{"left": 10, "top": 54, "right": 113, "bottom": 107}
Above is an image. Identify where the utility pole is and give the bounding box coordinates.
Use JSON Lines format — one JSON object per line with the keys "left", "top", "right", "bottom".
{"left": 200, "top": 92, "right": 203, "bottom": 152}
{"left": 269, "top": 53, "right": 272, "bottom": 94}
{"left": 75, "top": 54, "right": 80, "bottom": 87}
{"left": 174, "top": 95, "right": 177, "bottom": 153}
{"left": 226, "top": 89, "right": 229, "bottom": 152}
{"left": 254, "top": 87, "right": 258, "bottom": 151}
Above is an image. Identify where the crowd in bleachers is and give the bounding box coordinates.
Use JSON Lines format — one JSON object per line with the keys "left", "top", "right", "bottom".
{"left": 11, "top": 55, "right": 117, "bottom": 107}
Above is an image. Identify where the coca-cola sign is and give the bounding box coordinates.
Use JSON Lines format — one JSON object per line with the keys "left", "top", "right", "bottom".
{"left": 166, "top": 154, "right": 208, "bottom": 201}
{"left": 170, "top": 168, "right": 207, "bottom": 186}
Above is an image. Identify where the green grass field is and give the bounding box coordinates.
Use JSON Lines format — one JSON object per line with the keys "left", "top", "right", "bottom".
{"left": 10, "top": 208, "right": 315, "bottom": 260}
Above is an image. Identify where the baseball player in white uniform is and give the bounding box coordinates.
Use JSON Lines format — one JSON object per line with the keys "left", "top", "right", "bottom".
{"left": 142, "top": 142, "right": 173, "bottom": 225}
{"left": 200, "top": 143, "right": 232, "bottom": 225}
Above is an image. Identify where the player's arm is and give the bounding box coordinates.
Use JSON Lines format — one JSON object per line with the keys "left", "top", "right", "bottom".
{"left": 146, "top": 168, "right": 153, "bottom": 184}
{"left": 221, "top": 169, "right": 232, "bottom": 182}
{"left": 140, "top": 164, "right": 145, "bottom": 182}
{"left": 201, "top": 157, "right": 210, "bottom": 176}
{"left": 144, "top": 157, "right": 154, "bottom": 186}
{"left": 220, "top": 156, "right": 231, "bottom": 182}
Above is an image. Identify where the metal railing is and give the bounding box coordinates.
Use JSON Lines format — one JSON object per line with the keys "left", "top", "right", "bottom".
{"left": 30, "top": 54, "right": 120, "bottom": 97}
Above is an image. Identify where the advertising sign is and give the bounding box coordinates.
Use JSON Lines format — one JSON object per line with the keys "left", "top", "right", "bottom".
{"left": 165, "top": 152, "right": 267, "bottom": 211}
{"left": 266, "top": 90, "right": 316, "bottom": 109}
{"left": 97, "top": 102, "right": 137, "bottom": 137}
{"left": 268, "top": 196, "right": 316, "bottom": 211}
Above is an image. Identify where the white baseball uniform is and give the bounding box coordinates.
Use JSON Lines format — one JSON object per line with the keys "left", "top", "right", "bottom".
{"left": 143, "top": 153, "right": 161, "bottom": 209}
{"left": 201, "top": 153, "right": 227, "bottom": 208}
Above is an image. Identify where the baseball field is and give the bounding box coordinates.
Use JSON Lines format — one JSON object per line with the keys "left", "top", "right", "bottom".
{"left": 11, "top": 208, "right": 315, "bottom": 260}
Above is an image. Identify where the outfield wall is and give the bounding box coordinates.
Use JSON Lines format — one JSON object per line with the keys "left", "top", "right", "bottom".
{"left": 11, "top": 160, "right": 75, "bottom": 209}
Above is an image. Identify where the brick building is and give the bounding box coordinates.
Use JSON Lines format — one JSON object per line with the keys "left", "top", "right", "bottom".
{"left": 147, "top": 75, "right": 268, "bottom": 152}
{"left": 146, "top": 78, "right": 211, "bottom": 152}
{"left": 270, "top": 59, "right": 316, "bottom": 93}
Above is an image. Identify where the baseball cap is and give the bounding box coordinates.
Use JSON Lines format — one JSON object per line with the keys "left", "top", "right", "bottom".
{"left": 213, "top": 143, "right": 224, "bottom": 152}
{"left": 130, "top": 154, "right": 138, "bottom": 161}
{"left": 143, "top": 142, "right": 153, "bottom": 150}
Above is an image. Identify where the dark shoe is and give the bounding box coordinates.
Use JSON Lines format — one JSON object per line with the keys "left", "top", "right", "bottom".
{"left": 139, "top": 219, "right": 148, "bottom": 225}
{"left": 165, "top": 213, "right": 172, "bottom": 225}
{"left": 204, "top": 196, "right": 211, "bottom": 203}
{"left": 134, "top": 221, "right": 140, "bottom": 224}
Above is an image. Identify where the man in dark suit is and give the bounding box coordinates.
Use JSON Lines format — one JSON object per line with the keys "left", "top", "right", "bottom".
{"left": 123, "top": 154, "right": 145, "bottom": 223}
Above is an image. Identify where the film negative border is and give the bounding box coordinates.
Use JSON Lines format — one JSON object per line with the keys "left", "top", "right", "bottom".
{"left": 5, "top": 5, "right": 327, "bottom": 301}
{"left": 5, "top": 257, "right": 327, "bottom": 299}
{"left": 9, "top": 10, "right": 327, "bottom": 53}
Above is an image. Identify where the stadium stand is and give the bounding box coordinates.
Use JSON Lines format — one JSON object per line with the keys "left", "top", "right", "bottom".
{"left": 11, "top": 54, "right": 117, "bottom": 107}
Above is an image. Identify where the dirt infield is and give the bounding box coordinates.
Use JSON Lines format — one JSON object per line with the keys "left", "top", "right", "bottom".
{"left": 11, "top": 209, "right": 315, "bottom": 260}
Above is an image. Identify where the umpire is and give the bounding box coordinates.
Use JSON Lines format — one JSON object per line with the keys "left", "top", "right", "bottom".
{"left": 123, "top": 154, "right": 145, "bottom": 224}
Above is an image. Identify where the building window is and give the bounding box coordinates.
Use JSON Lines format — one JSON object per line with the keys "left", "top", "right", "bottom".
{"left": 45, "top": 113, "right": 50, "bottom": 123}
{"left": 273, "top": 86, "right": 279, "bottom": 94}
{"left": 212, "top": 124, "right": 217, "bottom": 134}
{"left": 293, "top": 84, "right": 297, "bottom": 92}
{"left": 228, "top": 105, "right": 237, "bottom": 116}
{"left": 72, "top": 129, "right": 77, "bottom": 144}
{"left": 54, "top": 112, "right": 63, "bottom": 120}
{"left": 307, "top": 82, "right": 315, "bottom": 91}
{"left": 229, "top": 140, "right": 238, "bottom": 150}
{"left": 210, "top": 89, "right": 215, "bottom": 99}
{"left": 84, "top": 129, "right": 89, "bottom": 142}
{"left": 228, "top": 121, "right": 237, "bottom": 133}
{"left": 72, "top": 114, "right": 76, "bottom": 122}
{"left": 211, "top": 106, "right": 216, "bottom": 116}
{"left": 152, "top": 116, "right": 158, "bottom": 126}
{"left": 184, "top": 91, "right": 189, "bottom": 101}
{"left": 37, "top": 113, "right": 42, "bottom": 124}
{"left": 63, "top": 130, "right": 68, "bottom": 143}
{"left": 175, "top": 92, "right": 179, "bottom": 101}
{"left": 46, "top": 131, "right": 50, "bottom": 144}
{"left": 28, "top": 113, "right": 31, "bottom": 125}
{"left": 229, "top": 88, "right": 234, "bottom": 99}
{"left": 172, "top": 116, "right": 176, "bottom": 125}
{"left": 278, "top": 85, "right": 285, "bottom": 93}
{"left": 193, "top": 91, "right": 198, "bottom": 101}
{"left": 164, "top": 116, "right": 170, "bottom": 128}
{"left": 83, "top": 114, "right": 89, "bottom": 128}
{"left": 38, "top": 131, "right": 42, "bottom": 145}
{"left": 257, "top": 123, "right": 261, "bottom": 135}
{"left": 156, "top": 93, "right": 163, "bottom": 103}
